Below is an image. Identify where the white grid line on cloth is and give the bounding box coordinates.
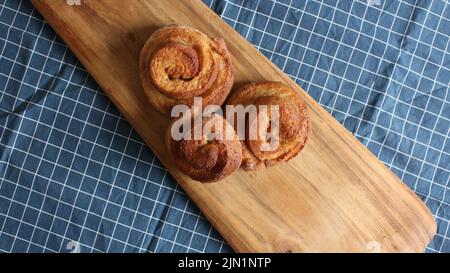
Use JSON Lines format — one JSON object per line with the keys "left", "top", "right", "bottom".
{"left": 317, "top": 0, "right": 363, "bottom": 108}
{"left": 419, "top": 5, "right": 450, "bottom": 204}
{"left": 329, "top": 0, "right": 377, "bottom": 116}
{"left": 0, "top": 0, "right": 27, "bottom": 191}
{"left": 351, "top": 0, "right": 401, "bottom": 156}
{"left": 185, "top": 210, "right": 201, "bottom": 252}
{"left": 1, "top": 2, "right": 50, "bottom": 252}
{"left": 135, "top": 154, "right": 158, "bottom": 252}
{"left": 280, "top": 2, "right": 306, "bottom": 73}
{"left": 74, "top": 101, "right": 124, "bottom": 251}
{"left": 15, "top": 34, "right": 74, "bottom": 252}
{"left": 0, "top": 1, "right": 34, "bottom": 154}
{"left": 268, "top": 0, "right": 293, "bottom": 61}
{"left": 394, "top": 1, "right": 443, "bottom": 194}
{"left": 392, "top": 1, "right": 434, "bottom": 193}
{"left": 242, "top": 0, "right": 262, "bottom": 39}
{"left": 0, "top": 22, "right": 83, "bottom": 72}
{"left": 201, "top": 220, "right": 214, "bottom": 253}
{"left": 37, "top": 44, "right": 82, "bottom": 252}
{"left": 0, "top": 202, "right": 102, "bottom": 253}
{"left": 103, "top": 140, "right": 145, "bottom": 252}
{"left": 0, "top": 5, "right": 17, "bottom": 105}
{"left": 47, "top": 75, "right": 95, "bottom": 252}
{"left": 152, "top": 179, "right": 178, "bottom": 252}
{"left": 255, "top": 0, "right": 277, "bottom": 50}
{"left": 289, "top": 1, "right": 323, "bottom": 94}
{"left": 11, "top": 19, "right": 69, "bottom": 252}
{"left": 169, "top": 185, "right": 194, "bottom": 253}
{"left": 365, "top": 0, "right": 420, "bottom": 180}
{"left": 268, "top": 0, "right": 450, "bottom": 57}
{"left": 433, "top": 38, "right": 450, "bottom": 253}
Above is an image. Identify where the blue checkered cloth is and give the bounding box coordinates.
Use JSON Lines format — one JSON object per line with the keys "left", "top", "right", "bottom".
{"left": 0, "top": 0, "right": 449, "bottom": 253}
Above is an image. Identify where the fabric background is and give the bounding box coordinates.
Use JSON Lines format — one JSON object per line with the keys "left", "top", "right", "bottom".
{"left": 0, "top": 0, "right": 449, "bottom": 253}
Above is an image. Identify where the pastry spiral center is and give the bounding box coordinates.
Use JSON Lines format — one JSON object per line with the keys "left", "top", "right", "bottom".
{"left": 148, "top": 33, "right": 218, "bottom": 100}
{"left": 152, "top": 42, "right": 199, "bottom": 81}
{"left": 179, "top": 140, "right": 221, "bottom": 170}
{"left": 167, "top": 114, "right": 242, "bottom": 182}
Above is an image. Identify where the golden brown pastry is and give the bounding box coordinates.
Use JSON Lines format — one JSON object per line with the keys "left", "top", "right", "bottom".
{"left": 140, "top": 25, "right": 234, "bottom": 114}
{"left": 226, "top": 82, "right": 311, "bottom": 170}
{"left": 166, "top": 114, "right": 242, "bottom": 182}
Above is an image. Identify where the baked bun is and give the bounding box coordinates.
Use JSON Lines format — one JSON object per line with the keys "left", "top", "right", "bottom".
{"left": 166, "top": 114, "right": 242, "bottom": 182}
{"left": 226, "top": 82, "right": 311, "bottom": 170}
{"left": 140, "top": 25, "right": 233, "bottom": 114}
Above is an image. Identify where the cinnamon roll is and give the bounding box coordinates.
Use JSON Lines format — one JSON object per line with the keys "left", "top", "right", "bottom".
{"left": 166, "top": 114, "right": 242, "bottom": 182}
{"left": 140, "top": 25, "right": 234, "bottom": 114}
{"left": 226, "top": 82, "right": 311, "bottom": 170}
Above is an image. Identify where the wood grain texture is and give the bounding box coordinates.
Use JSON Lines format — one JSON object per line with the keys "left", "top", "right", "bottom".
{"left": 31, "top": 0, "right": 436, "bottom": 252}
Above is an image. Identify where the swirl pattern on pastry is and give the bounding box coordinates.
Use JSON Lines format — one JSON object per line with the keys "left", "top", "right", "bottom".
{"left": 166, "top": 114, "right": 242, "bottom": 182}
{"left": 140, "top": 25, "right": 233, "bottom": 114}
{"left": 226, "top": 82, "right": 311, "bottom": 170}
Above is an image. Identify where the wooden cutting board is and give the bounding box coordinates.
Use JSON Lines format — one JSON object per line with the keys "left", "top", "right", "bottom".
{"left": 32, "top": 0, "right": 436, "bottom": 252}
